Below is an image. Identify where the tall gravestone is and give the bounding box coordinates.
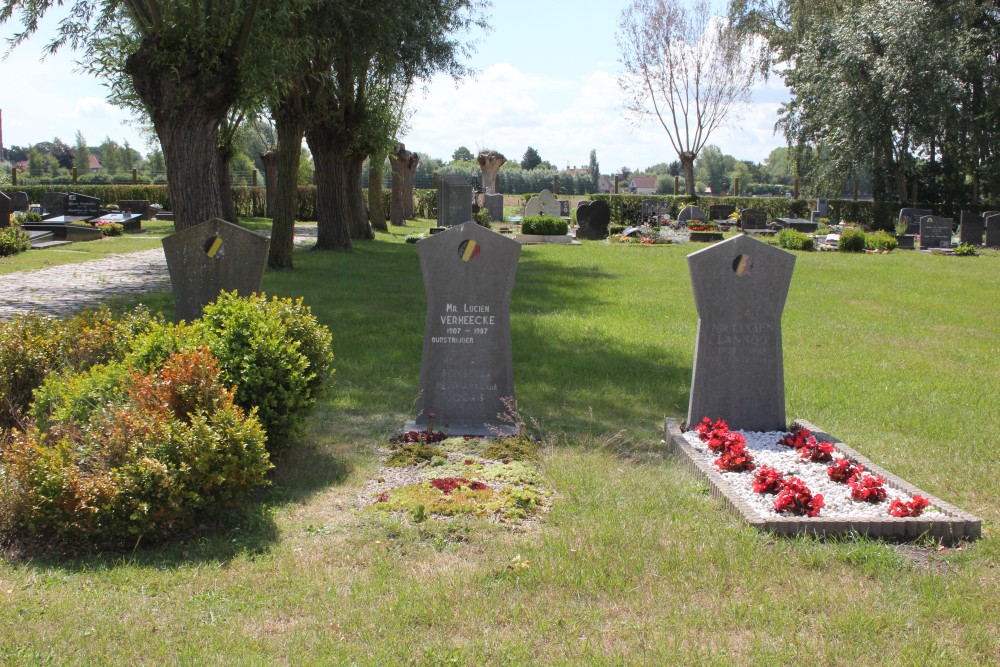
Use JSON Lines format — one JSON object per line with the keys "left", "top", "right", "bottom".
{"left": 740, "top": 209, "right": 768, "bottom": 230}
{"left": 958, "top": 211, "right": 984, "bottom": 246}
{"left": 161, "top": 218, "right": 270, "bottom": 323}
{"left": 40, "top": 192, "right": 69, "bottom": 218}
{"left": 438, "top": 175, "right": 472, "bottom": 227}
{"left": 412, "top": 222, "right": 521, "bottom": 436}
{"left": 0, "top": 192, "right": 10, "bottom": 228}
{"left": 7, "top": 192, "right": 28, "bottom": 213}
{"left": 524, "top": 189, "right": 562, "bottom": 218}
{"left": 899, "top": 208, "right": 932, "bottom": 234}
{"left": 919, "top": 215, "right": 953, "bottom": 249}
{"left": 66, "top": 192, "right": 101, "bottom": 218}
{"left": 483, "top": 193, "right": 504, "bottom": 222}
{"left": 687, "top": 234, "right": 796, "bottom": 431}
{"left": 708, "top": 204, "right": 735, "bottom": 221}
{"left": 575, "top": 200, "right": 611, "bottom": 240}
{"left": 678, "top": 205, "right": 707, "bottom": 224}
{"left": 986, "top": 214, "right": 1000, "bottom": 248}
{"left": 119, "top": 199, "right": 152, "bottom": 220}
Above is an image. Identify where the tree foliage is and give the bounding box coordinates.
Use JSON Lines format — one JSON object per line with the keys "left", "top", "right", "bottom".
{"left": 520, "top": 146, "right": 542, "bottom": 170}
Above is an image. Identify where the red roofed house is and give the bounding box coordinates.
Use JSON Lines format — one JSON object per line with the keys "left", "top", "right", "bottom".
{"left": 628, "top": 175, "right": 656, "bottom": 195}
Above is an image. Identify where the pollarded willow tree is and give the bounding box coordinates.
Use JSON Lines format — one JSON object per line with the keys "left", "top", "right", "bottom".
{"left": 617, "top": 0, "right": 758, "bottom": 195}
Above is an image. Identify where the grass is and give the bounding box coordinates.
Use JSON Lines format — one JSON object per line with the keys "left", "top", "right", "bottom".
{"left": 1, "top": 219, "right": 998, "bottom": 664}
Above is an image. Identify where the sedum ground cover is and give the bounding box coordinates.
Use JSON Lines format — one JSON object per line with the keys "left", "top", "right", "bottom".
{"left": 0, "top": 220, "right": 997, "bottom": 664}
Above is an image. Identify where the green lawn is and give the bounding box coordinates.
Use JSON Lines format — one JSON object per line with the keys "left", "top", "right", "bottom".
{"left": 1, "top": 220, "right": 997, "bottom": 665}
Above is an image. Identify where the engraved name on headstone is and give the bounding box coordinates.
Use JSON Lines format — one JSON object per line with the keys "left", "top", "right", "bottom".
{"left": 161, "top": 218, "right": 270, "bottom": 323}
{"left": 899, "top": 208, "right": 933, "bottom": 235}
{"left": 740, "top": 208, "right": 768, "bottom": 230}
{"left": 686, "top": 234, "right": 796, "bottom": 432}
{"left": 66, "top": 192, "right": 101, "bottom": 218}
{"left": 708, "top": 204, "right": 735, "bottom": 221}
{"left": 919, "top": 215, "right": 953, "bottom": 249}
{"left": 413, "top": 222, "right": 521, "bottom": 436}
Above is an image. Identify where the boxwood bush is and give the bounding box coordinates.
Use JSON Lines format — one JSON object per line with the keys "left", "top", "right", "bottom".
{"left": 838, "top": 227, "right": 867, "bottom": 252}
{"left": 0, "top": 224, "right": 31, "bottom": 257}
{"left": 864, "top": 230, "right": 898, "bottom": 252}
{"left": 521, "top": 216, "right": 568, "bottom": 236}
{"left": 775, "top": 228, "right": 815, "bottom": 251}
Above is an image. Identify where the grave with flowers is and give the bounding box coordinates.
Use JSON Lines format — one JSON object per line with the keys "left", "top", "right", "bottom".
{"left": 664, "top": 234, "right": 981, "bottom": 544}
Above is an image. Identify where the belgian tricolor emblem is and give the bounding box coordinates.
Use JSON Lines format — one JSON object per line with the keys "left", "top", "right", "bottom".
{"left": 458, "top": 239, "right": 481, "bottom": 262}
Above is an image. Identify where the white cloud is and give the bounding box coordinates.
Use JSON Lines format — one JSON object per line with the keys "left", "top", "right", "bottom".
{"left": 74, "top": 97, "right": 115, "bottom": 118}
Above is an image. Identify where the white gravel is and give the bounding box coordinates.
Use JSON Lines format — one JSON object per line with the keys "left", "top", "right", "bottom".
{"left": 681, "top": 429, "right": 942, "bottom": 519}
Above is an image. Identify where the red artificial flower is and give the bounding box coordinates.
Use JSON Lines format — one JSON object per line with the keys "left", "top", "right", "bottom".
{"left": 752, "top": 465, "right": 785, "bottom": 494}
{"left": 695, "top": 417, "right": 729, "bottom": 442}
{"left": 798, "top": 436, "right": 835, "bottom": 463}
{"left": 778, "top": 428, "right": 812, "bottom": 449}
{"left": 714, "top": 439, "right": 755, "bottom": 472}
{"left": 773, "top": 477, "right": 824, "bottom": 517}
{"left": 827, "top": 458, "right": 864, "bottom": 483}
{"left": 708, "top": 430, "right": 745, "bottom": 455}
{"left": 848, "top": 473, "right": 887, "bottom": 503}
{"left": 889, "top": 495, "right": 930, "bottom": 517}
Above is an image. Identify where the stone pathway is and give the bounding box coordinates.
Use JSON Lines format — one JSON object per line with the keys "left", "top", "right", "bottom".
{"left": 0, "top": 226, "right": 319, "bottom": 321}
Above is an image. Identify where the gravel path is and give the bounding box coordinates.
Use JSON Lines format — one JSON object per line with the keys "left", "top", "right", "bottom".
{"left": 0, "top": 225, "right": 319, "bottom": 321}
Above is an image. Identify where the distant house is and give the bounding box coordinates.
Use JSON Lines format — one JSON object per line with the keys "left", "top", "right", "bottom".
{"left": 88, "top": 154, "right": 104, "bottom": 174}
{"left": 598, "top": 175, "right": 613, "bottom": 193}
{"left": 628, "top": 176, "right": 656, "bottom": 195}
{"left": 564, "top": 165, "right": 589, "bottom": 177}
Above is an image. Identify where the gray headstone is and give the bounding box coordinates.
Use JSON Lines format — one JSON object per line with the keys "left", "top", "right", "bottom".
{"left": 678, "top": 205, "right": 707, "bottom": 224}
{"left": 559, "top": 200, "right": 570, "bottom": 218}
{"left": 919, "top": 215, "right": 953, "bottom": 249}
{"left": 575, "top": 200, "right": 611, "bottom": 240}
{"left": 40, "top": 192, "right": 69, "bottom": 218}
{"left": 438, "top": 175, "right": 472, "bottom": 227}
{"left": 986, "top": 214, "right": 1000, "bottom": 248}
{"left": 708, "top": 204, "right": 735, "bottom": 221}
{"left": 958, "top": 210, "right": 984, "bottom": 246}
{"left": 524, "top": 190, "right": 562, "bottom": 218}
{"left": 7, "top": 192, "right": 29, "bottom": 212}
{"left": 740, "top": 209, "right": 768, "bottom": 230}
{"left": 816, "top": 198, "right": 828, "bottom": 217}
{"left": 686, "top": 234, "right": 796, "bottom": 431}
{"left": 483, "top": 193, "right": 504, "bottom": 222}
{"left": 161, "top": 218, "right": 270, "bottom": 323}
{"left": 0, "top": 192, "right": 10, "bottom": 229}
{"left": 413, "top": 222, "right": 521, "bottom": 436}
{"left": 642, "top": 199, "right": 669, "bottom": 224}
{"left": 119, "top": 199, "right": 152, "bottom": 220}
{"left": 66, "top": 192, "right": 101, "bottom": 218}
{"left": 899, "top": 208, "right": 933, "bottom": 235}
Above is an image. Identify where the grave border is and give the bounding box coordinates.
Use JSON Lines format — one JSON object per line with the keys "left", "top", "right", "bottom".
{"left": 664, "top": 417, "right": 981, "bottom": 544}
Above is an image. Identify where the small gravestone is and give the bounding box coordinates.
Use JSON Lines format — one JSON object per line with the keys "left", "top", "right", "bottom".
{"left": 899, "top": 208, "right": 932, "bottom": 235}
{"left": 161, "top": 218, "right": 270, "bottom": 323}
{"left": 559, "top": 200, "right": 570, "bottom": 218}
{"left": 40, "top": 192, "right": 69, "bottom": 218}
{"left": 642, "top": 199, "right": 669, "bottom": 224}
{"left": 438, "top": 175, "right": 472, "bottom": 227}
{"left": 816, "top": 198, "right": 828, "bottom": 217}
{"left": 524, "top": 189, "right": 562, "bottom": 218}
{"left": 919, "top": 215, "right": 953, "bottom": 249}
{"left": 483, "top": 193, "right": 504, "bottom": 222}
{"left": 986, "top": 214, "right": 1000, "bottom": 248}
{"left": 66, "top": 192, "right": 101, "bottom": 218}
{"left": 708, "top": 204, "right": 735, "bottom": 221}
{"left": 958, "top": 211, "right": 984, "bottom": 246}
{"left": 0, "top": 192, "right": 10, "bottom": 228}
{"left": 740, "top": 209, "right": 768, "bottom": 230}
{"left": 119, "top": 199, "right": 152, "bottom": 220}
{"left": 7, "top": 192, "right": 29, "bottom": 212}
{"left": 687, "top": 234, "right": 796, "bottom": 431}
{"left": 575, "top": 200, "right": 611, "bottom": 240}
{"left": 412, "top": 222, "right": 521, "bottom": 436}
{"left": 678, "top": 205, "right": 707, "bottom": 224}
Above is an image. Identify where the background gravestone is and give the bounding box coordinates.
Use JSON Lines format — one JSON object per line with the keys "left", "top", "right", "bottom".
{"left": 438, "top": 175, "right": 472, "bottom": 227}
{"left": 161, "top": 218, "right": 270, "bottom": 323}
{"left": 575, "top": 200, "right": 611, "bottom": 240}
{"left": 899, "top": 207, "right": 932, "bottom": 234}
{"left": 919, "top": 215, "right": 953, "bottom": 249}
{"left": 708, "top": 204, "right": 735, "bottom": 221}
{"left": 119, "top": 199, "right": 152, "bottom": 220}
{"left": 0, "top": 192, "right": 10, "bottom": 228}
{"left": 687, "top": 234, "right": 796, "bottom": 431}
{"left": 678, "top": 205, "right": 707, "bottom": 224}
{"left": 958, "top": 211, "right": 984, "bottom": 246}
{"left": 524, "top": 189, "right": 562, "bottom": 218}
{"left": 740, "top": 209, "right": 768, "bottom": 230}
{"left": 66, "top": 192, "right": 101, "bottom": 218}
{"left": 986, "top": 214, "right": 1000, "bottom": 248}
{"left": 40, "top": 192, "right": 69, "bottom": 218}
{"left": 483, "top": 193, "right": 504, "bottom": 222}
{"left": 7, "top": 192, "right": 29, "bottom": 212}
{"left": 816, "top": 198, "right": 828, "bottom": 217}
{"left": 642, "top": 199, "right": 669, "bottom": 224}
{"left": 412, "top": 222, "right": 521, "bottom": 436}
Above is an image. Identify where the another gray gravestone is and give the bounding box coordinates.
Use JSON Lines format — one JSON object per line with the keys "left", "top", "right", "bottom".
{"left": 686, "top": 234, "right": 796, "bottom": 432}
{"left": 483, "top": 193, "right": 504, "bottom": 222}
{"left": 575, "top": 200, "right": 611, "bottom": 240}
{"left": 816, "top": 198, "right": 828, "bottom": 217}
{"left": 986, "top": 214, "right": 1000, "bottom": 248}
{"left": 642, "top": 199, "right": 669, "bottom": 224}
{"left": 438, "top": 175, "right": 472, "bottom": 227}
{"left": 0, "top": 192, "right": 10, "bottom": 228}
{"left": 958, "top": 211, "right": 984, "bottom": 246}
{"left": 899, "top": 208, "right": 932, "bottom": 234}
{"left": 40, "top": 192, "right": 69, "bottom": 218}
{"left": 8, "top": 192, "right": 29, "bottom": 212}
{"left": 919, "top": 215, "right": 953, "bottom": 249}
{"left": 678, "top": 205, "right": 707, "bottom": 224}
{"left": 161, "top": 218, "right": 270, "bottom": 323}
{"left": 740, "top": 209, "right": 768, "bottom": 230}
{"left": 66, "top": 192, "right": 101, "bottom": 218}
{"left": 708, "top": 204, "right": 735, "bottom": 221}
{"left": 524, "top": 190, "right": 561, "bottom": 218}
{"left": 119, "top": 199, "right": 152, "bottom": 220}
{"left": 559, "top": 200, "right": 570, "bottom": 218}
{"left": 413, "top": 222, "right": 521, "bottom": 436}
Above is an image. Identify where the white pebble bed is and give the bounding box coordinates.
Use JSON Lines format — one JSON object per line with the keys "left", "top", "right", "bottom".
{"left": 681, "top": 429, "right": 942, "bottom": 519}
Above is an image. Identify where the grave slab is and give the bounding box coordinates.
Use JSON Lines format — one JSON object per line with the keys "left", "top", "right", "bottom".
{"left": 919, "top": 215, "right": 953, "bottom": 249}
{"left": 958, "top": 211, "right": 984, "bottom": 246}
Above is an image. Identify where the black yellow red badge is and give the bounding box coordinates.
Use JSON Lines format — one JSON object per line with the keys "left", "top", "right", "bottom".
{"left": 458, "top": 239, "right": 481, "bottom": 262}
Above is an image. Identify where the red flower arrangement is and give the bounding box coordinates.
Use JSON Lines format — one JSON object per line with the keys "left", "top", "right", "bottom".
{"left": 773, "top": 477, "right": 824, "bottom": 517}
{"left": 695, "top": 417, "right": 729, "bottom": 441}
{"left": 798, "top": 437, "right": 835, "bottom": 463}
{"left": 827, "top": 458, "right": 864, "bottom": 483}
{"left": 778, "top": 428, "right": 812, "bottom": 449}
{"left": 888, "top": 495, "right": 930, "bottom": 517}
{"left": 715, "top": 440, "right": 756, "bottom": 472}
{"left": 848, "top": 473, "right": 887, "bottom": 503}
{"left": 752, "top": 465, "right": 785, "bottom": 494}
{"left": 429, "top": 477, "right": 489, "bottom": 494}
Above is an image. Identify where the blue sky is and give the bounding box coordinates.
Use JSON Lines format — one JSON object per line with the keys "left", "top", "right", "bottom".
{"left": 1, "top": 1, "right": 790, "bottom": 170}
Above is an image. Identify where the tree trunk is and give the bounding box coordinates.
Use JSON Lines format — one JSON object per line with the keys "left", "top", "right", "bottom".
{"left": 402, "top": 152, "right": 419, "bottom": 219}
{"left": 680, "top": 152, "right": 696, "bottom": 196}
{"left": 369, "top": 155, "right": 388, "bottom": 231}
{"left": 217, "top": 143, "right": 240, "bottom": 223}
{"left": 346, "top": 155, "right": 373, "bottom": 240}
{"left": 307, "top": 125, "right": 353, "bottom": 251}
{"left": 261, "top": 150, "right": 279, "bottom": 218}
{"left": 390, "top": 145, "right": 408, "bottom": 226}
{"left": 268, "top": 103, "right": 303, "bottom": 269}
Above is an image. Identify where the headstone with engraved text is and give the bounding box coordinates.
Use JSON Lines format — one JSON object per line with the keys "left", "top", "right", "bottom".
{"left": 740, "top": 209, "right": 768, "bottom": 230}
{"left": 65, "top": 192, "right": 101, "bottom": 218}
{"left": 919, "top": 215, "right": 953, "bottom": 249}
{"left": 899, "top": 208, "right": 933, "bottom": 235}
